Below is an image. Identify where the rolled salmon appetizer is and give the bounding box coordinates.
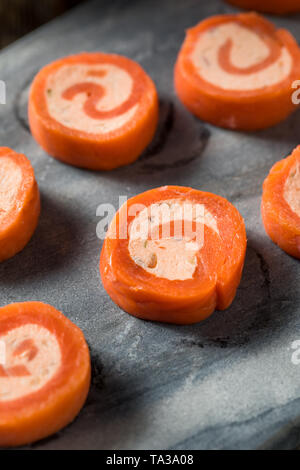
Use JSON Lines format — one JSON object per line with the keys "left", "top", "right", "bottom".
{"left": 0, "top": 302, "right": 91, "bottom": 447}
{"left": 226, "top": 0, "right": 300, "bottom": 15}
{"left": 29, "top": 52, "right": 159, "bottom": 170}
{"left": 262, "top": 146, "right": 300, "bottom": 259}
{"left": 100, "top": 186, "right": 247, "bottom": 325}
{"left": 0, "top": 147, "right": 40, "bottom": 262}
{"left": 174, "top": 13, "right": 300, "bottom": 131}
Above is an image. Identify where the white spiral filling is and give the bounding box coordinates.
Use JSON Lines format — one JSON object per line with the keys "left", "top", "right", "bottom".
{"left": 284, "top": 161, "right": 300, "bottom": 218}
{"left": 0, "top": 324, "right": 61, "bottom": 402}
{"left": 191, "top": 22, "right": 292, "bottom": 91}
{"left": 128, "top": 199, "right": 219, "bottom": 281}
{"left": 46, "top": 63, "right": 138, "bottom": 134}
{"left": 0, "top": 157, "right": 22, "bottom": 223}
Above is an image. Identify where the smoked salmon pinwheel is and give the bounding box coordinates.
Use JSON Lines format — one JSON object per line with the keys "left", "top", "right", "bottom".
{"left": 262, "top": 146, "right": 300, "bottom": 259}
{"left": 29, "top": 52, "right": 159, "bottom": 170}
{"left": 174, "top": 13, "right": 300, "bottom": 131}
{"left": 0, "top": 147, "right": 40, "bottom": 263}
{"left": 100, "top": 186, "right": 247, "bottom": 325}
{"left": 226, "top": 0, "right": 300, "bottom": 15}
{"left": 0, "top": 302, "right": 91, "bottom": 447}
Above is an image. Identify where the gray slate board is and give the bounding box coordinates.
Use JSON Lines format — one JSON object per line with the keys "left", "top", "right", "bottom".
{"left": 0, "top": 0, "right": 300, "bottom": 450}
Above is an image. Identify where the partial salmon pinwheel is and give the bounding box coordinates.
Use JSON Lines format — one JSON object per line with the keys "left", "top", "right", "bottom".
{"left": 174, "top": 13, "right": 300, "bottom": 131}
{"left": 100, "top": 186, "right": 247, "bottom": 325}
{"left": 0, "top": 302, "right": 91, "bottom": 447}
{"left": 0, "top": 147, "right": 40, "bottom": 262}
{"left": 29, "top": 52, "right": 159, "bottom": 170}
{"left": 262, "top": 146, "right": 300, "bottom": 259}
{"left": 226, "top": 0, "right": 300, "bottom": 15}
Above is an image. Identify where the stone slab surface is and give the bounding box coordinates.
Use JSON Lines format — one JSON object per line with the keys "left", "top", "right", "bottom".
{"left": 0, "top": 0, "right": 299, "bottom": 450}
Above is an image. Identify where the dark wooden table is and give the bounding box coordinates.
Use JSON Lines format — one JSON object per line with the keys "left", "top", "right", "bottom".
{"left": 0, "top": 0, "right": 86, "bottom": 49}
{"left": 0, "top": 0, "right": 300, "bottom": 450}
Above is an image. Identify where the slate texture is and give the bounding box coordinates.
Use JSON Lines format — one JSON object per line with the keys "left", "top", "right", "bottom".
{"left": 0, "top": 0, "right": 299, "bottom": 450}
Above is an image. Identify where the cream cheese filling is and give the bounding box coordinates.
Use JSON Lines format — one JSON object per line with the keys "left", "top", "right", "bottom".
{"left": 191, "top": 22, "right": 292, "bottom": 91}
{"left": 0, "top": 157, "right": 22, "bottom": 223}
{"left": 284, "top": 161, "right": 300, "bottom": 218}
{"left": 0, "top": 324, "right": 61, "bottom": 402}
{"left": 46, "top": 63, "right": 138, "bottom": 134}
{"left": 128, "top": 199, "right": 219, "bottom": 281}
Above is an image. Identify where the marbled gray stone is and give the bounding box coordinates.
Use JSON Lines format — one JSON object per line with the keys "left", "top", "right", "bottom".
{"left": 0, "top": 0, "right": 299, "bottom": 450}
